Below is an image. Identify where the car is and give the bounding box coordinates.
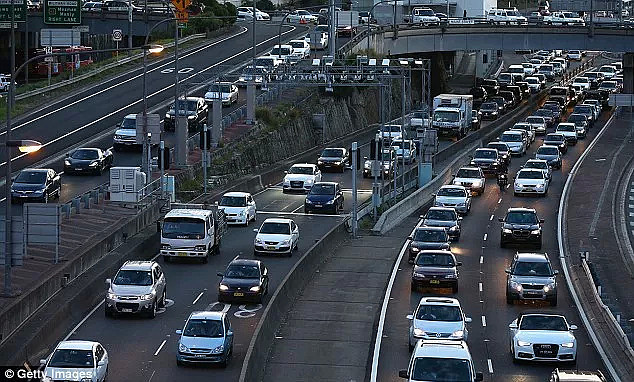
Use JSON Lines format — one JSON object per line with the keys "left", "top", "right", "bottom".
{"left": 218, "top": 192, "right": 257, "bottom": 225}
{"left": 497, "top": 72, "right": 514, "bottom": 86}
{"left": 535, "top": 145, "right": 562, "bottom": 169}
{"left": 521, "top": 62, "right": 536, "bottom": 76}
{"left": 525, "top": 116, "right": 547, "bottom": 135}
{"left": 408, "top": 226, "right": 451, "bottom": 263}
{"left": 524, "top": 76, "right": 542, "bottom": 93}
{"left": 269, "top": 44, "right": 295, "bottom": 64}
{"left": 487, "top": 142, "right": 511, "bottom": 166}
{"left": 399, "top": 340, "right": 483, "bottom": 381}
{"left": 105, "top": 260, "right": 166, "bottom": 318}
{"left": 514, "top": 168, "right": 549, "bottom": 196}
{"left": 506, "top": 252, "right": 558, "bottom": 305}
{"left": 359, "top": 11, "right": 372, "bottom": 23}
{"left": 598, "top": 80, "right": 618, "bottom": 94}
{"left": 471, "top": 110, "right": 481, "bottom": 130}
{"left": 551, "top": 61, "right": 564, "bottom": 76}
{"left": 597, "top": 65, "right": 618, "bottom": 79}
{"left": 164, "top": 97, "right": 208, "bottom": 132}
{"left": 499, "top": 207, "right": 544, "bottom": 248}
{"left": 538, "top": 64, "right": 555, "bottom": 80}
{"left": 488, "top": 95, "right": 508, "bottom": 113}
{"left": 533, "top": 73, "right": 547, "bottom": 87}
{"left": 317, "top": 147, "right": 348, "bottom": 172}
{"left": 499, "top": 90, "right": 518, "bottom": 108}
{"left": 237, "top": 6, "right": 270, "bottom": 20}
{"left": 0, "top": 74, "right": 16, "bottom": 92}
{"left": 64, "top": 147, "right": 113, "bottom": 175}
{"left": 102, "top": 0, "right": 140, "bottom": 12}
{"left": 572, "top": 76, "right": 591, "bottom": 91}
{"left": 377, "top": 124, "right": 403, "bottom": 143}
{"left": 235, "top": 66, "right": 266, "bottom": 87}
{"left": 567, "top": 50, "right": 582, "bottom": 60}
{"left": 509, "top": 313, "right": 577, "bottom": 363}
{"left": 407, "top": 297, "right": 471, "bottom": 350}
{"left": 421, "top": 207, "right": 462, "bottom": 241}
{"left": 41, "top": 341, "right": 108, "bottom": 382}
{"left": 584, "top": 71, "right": 604, "bottom": 89}
{"left": 534, "top": 108, "right": 555, "bottom": 128}
{"left": 545, "top": 98, "right": 566, "bottom": 116}
{"left": 393, "top": 139, "right": 417, "bottom": 164}
{"left": 569, "top": 84, "right": 585, "bottom": 103}
{"left": 527, "top": 11, "right": 544, "bottom": 24}
{"left": 286, "top": 9, "right": 317, "bottom": 23}
{"left": 585, "top": 89, "right": 610, "bottom": 109}
{"left": 408, "top": 110, "right": 430, "bottom": 130}
{"left": 566, "top": 113, "right": 588, "bottom": 138}
{"left": 486, "top": 7, "right": 527, "bottom": 24}
{"left": 434, "top": 185, "right": 471, "bottom": 215}
{"left": 544, "top": 133, "right": 568, "bottom": 154}
{"left": 305, "top": 182, "right": 344, "bottom": 214}
{"left": 512, "top": 122, "right": 536, "bottom": 143}
{"left": 176, "top": 311, "right": 234, "bottom": 367}
{"left": 479, "top": 102, "right": 498, "bottom": 120}
{"left": 218, "top": 258, "right": 269, "bottom": 302}
{"left": 582, "top": 99, "right": 603, "bottom": 118}
{"left": 452, "top": 166, "right": 485, "bottom": 195}
{"left": 412, "top": 7, "right": 440, "bottom": 25}
{"left": 253, "top": 218, "right": 299, "bottom": 256}
{"left": 508, "top": 64, "right": 526, "bottom": 80}
{"left": 113, "top": 114, "right": 139, "bottom": 151}
{"left": 204, "top": 82, "right": 238, "bottom": 106}
{"left": 282, "top": 163, "right": 322, "bottom": 193}
{"left": 11, "top": 168, "right": 61, "bottom": 203}
{"left": 288, "top": 39, "right": 311, "bottom": 61}
{"left": 411, "top": 250, "right": 461, "bottom": 293}
{"left": 364, "top": 149, "right": 396, "bottom": 178}
{"left": 523, "top": 159, "right": 551, "bottom": 180}
{"left": 470, "top": 148, "right": 506, "bottom": 175}
{"left": 529, "top": 57, "right": 544, "bottom": 66}
{"left": 555, "top": 123, "right": 578, "bottom": 145}
{"left": 479, "top": 78, "right": 499, "bottom": 96}
{"left": 499, "top": 130, "right": 526, "bottom": 156}
{"left": 81, "top": 1, "right": 103, "bottom": 11}
{"left": 549, "top": 369, "right": 607, "bottom": 381}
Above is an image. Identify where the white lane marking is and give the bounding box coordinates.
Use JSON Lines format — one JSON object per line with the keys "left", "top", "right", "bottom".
{"left": 506, "top": 183, "right": 510, "bottom": 189}
{"left": 489, "top": 214, "right": 494, "bottom": 221}
{"left": 480, "top": 256, "right": 483, "bottom": 264}
{"left": 0, "top": 27, "right": 299, "bottom": 169}
{"left": 629, "top": 212, "right": 634, "bottom": 217}
{"left": 370, "top": 227, "right": 415, "bottom": 382}
{"left": 479, "top": 282, "right": 483, "bottom": 292}
{"left": 257, "top": 211, "right": 342, "bottom": 217}
{"left": 192, "top": 291, "right": 204, "bottom": 305}
{"left": 629, "top": 204, "right": 634, "bottom": 209}
{"left": 62, "top": 300, "right": 103, "bottom": 341}
{"left": 148, "top": 370, "right": 156, "bottom": 382}
{"left": 481, "top": 315, "right": 487, "bottom": 327}
{"left": 487, "top": 359, "right": 494, "bottom": 374}
{"left": 498, "top": 198, "right": 502, "bottom": 204}
{"left": 154, "top": 340, "right": 167, "bottom": 356}
{"left": 206, "top": 301, "right": 231, "bottom": 313}
{"left": 291, "top": 204, "right": 305, "bottom": 213}
{"left": 483, "top": 233, "right": 488, "bottom": 241}
{"left": 595, "top": 158, "right": 607, "bottom": 162}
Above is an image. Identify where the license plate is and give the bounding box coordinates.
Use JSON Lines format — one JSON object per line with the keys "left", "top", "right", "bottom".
{"left": 430, "top": 280, "right": 440, "bottom": 284}
{"left": 177, "top": 252, "right": 188, "bottom": 257}
{"left": 266, "top": 245, "right": 276, "bottom": 250}
{"left": 75, "top": 168, "right": 82, "bottom": 171}
{"left": 314, "top": 205, "right": 322, "bottom": 208}
{"left": 195, "top": 354, "right": 206, "bottom": 358}
{"left": 122, "top": 308, "right": 132, "bottom": 313}
{"left": 234, "top": 292, "right": 244, "bottom": 297}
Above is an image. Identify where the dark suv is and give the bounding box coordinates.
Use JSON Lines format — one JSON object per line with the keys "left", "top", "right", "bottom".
{"left": 408, "top": 226, "right": 451, "bottom": 263}
{"left": 411, "top": 250, "right": 461, "bottom": 293}
{"left": 217, "top": 259, "right": 269, "bottom": 303}
{"left": 499, "top": 208, "right": 544, "bottom": 248}
{"left": 470, "top": 148, "right": 506, "bottom": 175}
{"left": 317, "top": 147, "right": 349, "bottom": 173}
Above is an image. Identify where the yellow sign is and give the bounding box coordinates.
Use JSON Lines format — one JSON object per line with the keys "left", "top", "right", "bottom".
{"left": 171, "top": 0, "right": 190, "bottom": 12}
{"left": 175, "top": 9, "right": 189, "bottom": 22}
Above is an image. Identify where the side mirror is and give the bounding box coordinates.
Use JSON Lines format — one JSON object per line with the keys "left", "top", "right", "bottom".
{"left": 505, "top": 268, "right": 511, "bottom": 274}
{"left": 458, "top": 217, "right": 463, "bottom": 221}
{"left": 65, "top": 152, "right": 70, "bottom": 158}
{"left": 284, "top": 170, "right": 288, "bottom": 174}
{"left": 553, "top": 270, "right": 559, "bottom": 275}
{"left": 98, "top": 360, "right": 105, "bottom": 366}
{"left": 498, "top": 217, "right": 504, "bottom": 222}
{"left": 363, "top": 156, "right": 368, "bottom": 160}
{"left": 570, "top": 324, "right": 578, "bottom": 330}
{"left": 419, "top": 215, "right": 425, "bottom": 219}
{"left": 253, "top": 228, "right": 259, "bottom": 233}
{"left": 539, "top": 219, "right": 545, "bottom": 223}
{"left": 456, "top": 261, "right": 462, "bottom": 266}
{"left": 509, "top": 322, "right": 518, "bottom": 329}
{"left": 105, "top": 278, "right": 111, "bottom": 287}
{"left": 398, "top": 370, "right": 409, "bottom": 379}
{"left": 408, "top": 236, "right": 413, "bottom": 240}
{"left": 465, "top": 317, "right": 472, "bottom": 323}
{"left": 40, "top": 359, "right": 47, "bottom": 366}
{"left": 115, "top": 123, "right": 121, "bottom": 128}
{"left": 175, "top": 329, "right": 182, "bottom": 335}
{"left": 475, "top": 372, "right": 484, "bottom": 382}
{"left": 217, "top": 272, "right": 224, "bottom": 277}
{"left": 406, "top": 314, "right": 413, "bottom": 320}
{"left": 227, "top": 330, "right": 234, "bottom": 336}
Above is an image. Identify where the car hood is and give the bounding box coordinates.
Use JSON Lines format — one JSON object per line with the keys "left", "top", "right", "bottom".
{"left": 115, "top": 128, "right": 136, "bottom": 137}
{"left": 435, "top": 196, "right": 467, "bottom": 204}
{"left": 256, "top": 233, "right": 292, "bottom": 242}
{"left": 536, "top": 153, "right": 559, "bottom": 161}
{"left": 504, "top": 141, "right": 523, "bottom": 149}
{"left": 284, "top": 174, "right": 315, "bottom": 182}
{"left": 413, "top": 265, "right": 456, "bottom": 276}
{"left": 557, "top": 131, "right": 576, "bottom": 137}
{"left": 166, "top": 110, "right": 196, "bottom": 117}
{"left": 218, "top": 206, "right": 248, "bottom": 215}
{"left": 180, "top": 335, "right": 225, "bottom": 351}
{"left": 413, "top": 319, "right": 464, "bottom": 334}
{"left": 110, "top": 284, "right": 153, "bottom": 296}
{"left": 504, "top": 223, "right": 539, "bottom": 230}
{"left": 472, "top": 158, "right": 496, "bottom": 165}
{"left": 423, "top": 219, "right": 457, "bottom": 228}
{"left": 44, "top": 367, "right": 96, "bottom": 381}
{"left": 205, "top": 91, "right": 231, "bottom": 99}
{"left": 410, "top": 241, "right": 450, "bottom": 250}
{"left": 67, "top": 158, "right": 98, "bottom": 165}
{"left": 544, "top": 140, "right": 565, "bottom": 146}
{"left": 514, "top": 330, "right": 575, "bottom": 343}
{"left": 453, "top": 177, "right": 482, "bottom": 185}
{"left": 306, "top": 194, "right": 335, "bottom": 203}
{"left": 318, "top": 156, "right": 343, "bottom": 162}
{"left": 11, "top": 182, "right": 45, "bottom": 191}
{"left": 509, "top": 274, "right": 555, "bottom": 285}
{"left": 221, "top": 276, "right": 260, "bottom": 288}
{"left": 515, "top": 178, "right": 546, "bottom": 186}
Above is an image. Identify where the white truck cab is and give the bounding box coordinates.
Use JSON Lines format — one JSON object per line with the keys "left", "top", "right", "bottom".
{"left": 486, "top": 8, "right": 527, "bottom": 25}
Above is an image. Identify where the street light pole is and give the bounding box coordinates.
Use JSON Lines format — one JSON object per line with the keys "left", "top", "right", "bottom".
{"left": 367, "top": 0, "right": 392, "bottom": 53}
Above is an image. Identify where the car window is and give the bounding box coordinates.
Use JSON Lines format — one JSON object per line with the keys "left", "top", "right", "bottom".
{"left": 426, "top": 210, "right": 456, "bottom": 221}
{"left": 415, "top": 253, "right": 455, "bottom": 267}
{"left": 413, "top": 229, "right": 447, "bottom": 242}
{"left": 411, "top": 357, "right": 472, "bottom": 381}
{"left": 456, "top": 168, "right": 481, "bottom": 178}
{"left": 537, "top": 146, "right": 559, "bottom": 155}
{"left": 48, "top": 349, "right": 95, "bottom": 368}
{"left": 288, "top": 166, "right": 314, "bottom": 175}
{"left": 526, "top": 161, "right": 547, "bottom": 170}
{"left": 113, "top": 270, "right": 152, "bottom": 286}
{"left": 259, "top": 222, "right": 290, "bottom": 235}
{"left": 15, "top": 171, "right": 46, "bottom": 184}
{"left": 220, "top": 195, "right": 247, "bottom": 207}
{"left": 517, "top": 170, "right": 544, "bottom": 179}
{"left": 225, "top": 264, "right": 260, "bottom": 278}
{"left": 519, "top": 315, "right": 567, "bottom": 331}
{"left": 474, "top": 150, "right": 497, "bottom": 159}
{"left": 513, "top": 260, "right": 552, "bottom": 276}
{"left": 184, "top": 319, "right": 224, "bottom": 338}
{"left": 437, "top": 187, "right": 466, "bottom": 197}
{"left": 505, "top": 211, "right": 538, "bottom": 224}
{"left": 416, "top": 305, "right": 462, "bottom": 321}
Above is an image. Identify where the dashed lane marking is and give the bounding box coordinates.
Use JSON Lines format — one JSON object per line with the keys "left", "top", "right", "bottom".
{"left": 154, "top": 340, "right": 167, "bottom": 356}
{"left": 489, "top": 214, "right": 494, "bottom": 221}
{"left": 482, "top": 316, "right": 487, "bottom": 327}
{"left": 483, "top": 233, "right": 488, "bottom": 241}
{"left": 480, "top": 256, "right": 484, "bottom": 264}
{"left": 498, "top": 198, "right": 502, "bottom": 204}
{"left": 479, "top": 282, "right": 483, "bottom": 292}
{"left": 192, "top": 291, "right": 204, "bottom": 305}
{"left": 487, "top": 359, "right": 494, "bottom": 374}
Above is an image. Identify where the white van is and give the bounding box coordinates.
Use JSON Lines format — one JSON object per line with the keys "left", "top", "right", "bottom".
{"left": 486, "top": 8, "right": 527, "bottom": 25}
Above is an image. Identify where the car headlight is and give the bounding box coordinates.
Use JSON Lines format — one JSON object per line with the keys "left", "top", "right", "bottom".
{"left": 471, "top": 180, "right": 481, "bottom": 187}
{"left": 450, "top": 330, "right": 464, "bottom": 339}
{"left": 510, "top": 281, "right": 522, "bottom": 291}
{"left": 107, "top": 292, "right": 117, "bottom": 300}
{"left": 326, "top": 200, "right": 335, "bottom": 204}
{"left": 449, "top": 226, "right": 459, "bottom": 232}
{"left": 305, "top": 199, "right": 313, "bottom": 204}
{"left": 445, "top": 273, "right": 457, "bottom": 279}
{"left": 561, "top": 342, "right": 575, "bottom": 348}
{"left": 179, "top": 343, "right": 190, "bottom": 352}
{"left": 165, "top": 114, "right": 172, "bottom": 119}
{"left": 543, "top": 283, "right": 554, "bottom": 293}
{"left": 457, "top": 202, "right": 466, "bottom": 207}
{"left": 364, "top": 163, "right": 371, "bottom": 170}
{"left": 188, "top": 115, "right": 196, "bottom": 120}
{"left": 413, "top": 272, "right": 425, "bottom": 278}
{"left": 161, "top": 244, "right": 171, "bottom": 249}
{"left": 141, "top": 293, "right": 154, "bottom": 300}
{"left": 64, "top": 159, "right": 71, "bottom": 166}
{"left": 410, "top": 246, "right": 420, "bottom": 253}
{"left": 281, "top": 239, "right": 291, "bottom": 246}
{"left": 503, "top": 228, "right": 512, "bottom": 234}
{"left": 219, "top": 284, "right": 229, "bottom": 291}
{"left": 239, "top": 210, "right": 246, "bottom": 216}
{"left": 531, "top": 229, "right": 541, "bottom": 235}
{"left": 517, "top": 340, "right": 532, "bottom": 347}
{"left": 536, "top": 184, "right": 545, "bottom": 189}
{"left": 318, "top": 160, "right": 324, "bottom": 165}
{"left": 89, "top": 161, "right": 99, "bottom": 167}
{"left": 211, "top": 344, "right": 224, "bottom": 354}
{"left": 255, "top": 238, "right": 263, "bottom": 245}
{"left": 249, "top": 285, "right": 261, "bottom": 292}
{"left": 413, "top": 328, "right": 426, "bottom": 338}
{"left": 32, "top": 189, "right": 44, "bottom": 195}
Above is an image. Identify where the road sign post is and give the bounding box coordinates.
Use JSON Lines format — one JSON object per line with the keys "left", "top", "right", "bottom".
{"left": 112, "top": 29, "right": 122, "bottom": 61}
{"left": 45, "top": 46, "right": 52, "bottom": 86}
{"left": 44, "top": 0, "right": 81, "bottom": 25}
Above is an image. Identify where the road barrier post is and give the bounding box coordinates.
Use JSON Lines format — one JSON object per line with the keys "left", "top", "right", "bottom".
{"left": 352, "top": 141, "right": 358, "bottom": 237}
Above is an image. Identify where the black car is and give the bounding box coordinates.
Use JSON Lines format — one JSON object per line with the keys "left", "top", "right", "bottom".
{"left": 486, "top": 142, "right": 511, "bottom": 166}
{"left": 470, "top": 148, "right": 506, "bottom": 175}
{"left": 217, "top": 259, "right": 269, "bottom": 303}
{"left": 585, "top": 89, "right": 610, "bottom": 109}
{"left": 541, "top": 102, "right": 562, "bottom": 122}
{"left": 499, "top": 207, "right": 544, "bottom": 248}
{"left": 64, "top": 147, "right": 114, "bottom": 175}
{"left": 479, "top": 102, "right": 499, "bottom": 120}
{"left": 543, "top": 133, "right": 568, "bottom": 153}
{"left": 572, "top": 105, "right": 595, "bottom": 127}
{"left": 515, "top": 82, "right": 531, "bottom": 99}
{"left": 479, "top": 78, "right": 500, "bottom": 96}
{"left": 164, "top": 97, "right": 209, "bottom": 132}
{"left": 11, "top": 168, "right": 61, "bottom": 204}
{"left": 489, "top": 96, "right": 508, "bottom": 113}
{"left": 304, "top": 182, "right": 344, "bottom": 214}
{"left": 469, "top": 86, "right": 488, "bottom": 100}
{"left": 411, "top": 250, "right": 461, "bottom": 293}
{"left": 503, "top": 85, "right": 524, "bottom": 102}
{"left": 499, "top": 90, "right": 518, "bottom": 109}
{"left": 317, "top": 147, "right": 349, "bottom": 172}
{"left": 471, "top": 110, "right": 482, "bottom": 130}
{"left": 407, "top": 227, "right": 450, "bottom": 263}
{"left": 534, "top": 108, "right": 555, "bottom": 128}
{"left": 584, "top": 72, "right": 603, "bottom": 89}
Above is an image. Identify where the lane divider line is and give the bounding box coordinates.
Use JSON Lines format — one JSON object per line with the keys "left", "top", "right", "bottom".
{"left": 481, "top": 315, "right": 486, "bottom": 327}
{"left": 479, "top": 282, "right": 483, "bottom": 292}
{"left": 487, "top": 359, "right": 493, "bottom": 374}
{"left": 489, "top": 214, "right": 494, "bottom": 221}
{"left": 192, "top": 291, "right": 204, "bottom": 305}
{"left": 154, "top": 339, "right": 167, "bottom": 356}
{"left": 480, "top": 256, "right": 483, "bottom": 264}
{"left": 483, "top": 233, "right": 488, "bottom": 241}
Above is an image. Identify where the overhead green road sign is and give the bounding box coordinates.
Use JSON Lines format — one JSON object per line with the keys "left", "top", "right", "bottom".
{"left": 44, "top": 0, "right": 81, "bottom": 25}
{"left": 0, "top": 0, "right": 27, "bottom": 22}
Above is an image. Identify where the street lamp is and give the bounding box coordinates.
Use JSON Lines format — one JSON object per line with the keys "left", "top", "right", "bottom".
{"left": 367, "top": 0, "right": 397, "bottom": 53}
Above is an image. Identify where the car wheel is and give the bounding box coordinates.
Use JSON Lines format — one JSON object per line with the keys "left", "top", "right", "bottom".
{"left": 506, "top": 294, "right": 514, "bottom": 305}
{"left": 147, "top": 300, "right": 157, "bottom": 319}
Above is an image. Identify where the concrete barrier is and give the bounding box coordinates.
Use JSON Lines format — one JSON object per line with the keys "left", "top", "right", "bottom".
{"left": 239, "top": 219, "right": 350, "bottom": 382}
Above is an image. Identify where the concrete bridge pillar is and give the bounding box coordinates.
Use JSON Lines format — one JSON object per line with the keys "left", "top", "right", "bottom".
{"left": 624, "top": 53, "right": 634, "bottom": 94}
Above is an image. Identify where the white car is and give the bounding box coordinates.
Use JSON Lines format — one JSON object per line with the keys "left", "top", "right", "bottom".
{"left": 521, "top": 63, "right": 536, "bottom": 76}
{"left": 412, "top": 7, "right": 440, "bottom": 25}
{"left": 407, "top": 297, "right": 471, "bottom": 350}
{"left": 524, "top": 76, "right": 542, "bottom": 93}
{"left": 512, "top": 122, "right": 536, "bottom": 143}
{"left": 237, "top": 6, "right": 270, "bottom": 21}
{"left": 486, "top": 7, "right": 527, "bottom": 25}
{"left": 305, "top": 31, "right": 328, "bottom": 50}
{"left": 218, "top": 192, "right": 256, "bottom": 225}
{"left": 286, "top": 9, "right": 317, "bottom": 23}
{"left": 555, "top": 122, "right": 578, "bottom": 145}
{"left": 598, "top": 65, "right": 618, "bottom": 79}
{"left": 525, "top": 116, "right": 547, "bottom": 135}
{"left": 544, "top": 11, "right": 585, "bottom": 25}
{"left": 434, "top": 185, "right": 471, "bottom": 214}
{"left": 113, "top": 114, "right": 139, "bottom": 151}
{"left": 253, "top": 218, "right": 299, "bottom": 256}
{"left": 377, "top": 124, "right": 403, "bottom": 143}
{"left": 270, "top": 44, "right": 294, "bottom": 63}
{"left": 0, "top": 74, "right": 16, "bottom": 92}
{"left": 499, "top": 130, "right": 526, "bottom": 156}
{"left": 452, "top": 167, "right": 485, "bottom": 195}
{"left": 288, "top": 39, "right": 310, "bottom": 60}
{"left": 522, "top": 159, "right": 551, "bottom": 180}
{"left": 572, "top": 76, "right": 590, "bottom": 91}
{"left": 236, "top": 66, "right": 266, "bottom": 87}
{"left": 204, "top": 82, "right": 238, "bottom": 106}
{"left": 509, "top": 313, "right": 578, "bottom": 364}
{"left": 567, "top": 50, "right": 582, "bottom": 60}
{"left": 282, "top": 163, "right": 322, "bottom": 193}
{"left": 400, "top": 340, "right": 483, "bottom": 381}
{"left": 41, "top": 340, "right": 109, "bottom": 382}
{"left": 514, "top": 168, "right": 549, "bottom": 196}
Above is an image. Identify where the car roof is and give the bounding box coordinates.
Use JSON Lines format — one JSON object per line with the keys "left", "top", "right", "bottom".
{"left": 552, "top": 369, "right": 606, "bottom": 381}
{"left": 313, "top": 181, "right": 338, "bottom": 186}
{"left": 515, "top": 252, "right": 549, "bottom": 262}
{"left": 165, "top": 209, "right": 213, "bottom": 219}
{"left": 124, "top": 114, "right": 136, "bottom": 119}
{"left": 417, "top": 249, "right": 455, "bottom": 256}
{"left": 412, "top": 340, "right": 471, "bottom": 359}
{"left": 507, "top": 207, "right": 537, "bottom": 213}
{"left": 538, "top": 144, "right": 561, "bottom": 151}
{"left": 290, "top": 163, "right": 317, "bottom": 168}
{"left": 518, "top": 168, "right": 543, "bottom": 173}
{"left": 262, "top": 217, "right": 292, "bottom": 224}
{"left": 189, "top": 310, "right": 224, "bottom": 321}
{"left": 20, "top": 168, "right": 49, "bottom": 173}
{"left": 57, "top": 340, "right": 96, "bottom": 351}
{"left": 415, "top": 226, "right": 446, "bottom": 232}
{"left": 427, "top": 207, "right": 457, "bottom": 213}
{"left": 502, "top": 130, "right": 521, "bottom": 135}
{"left": 120, "top": 260, "right": 155, "bottom": 271}
{"left": 418, "top": 297, "right": 460, "bottom": 306}
{"left": 223, "top": 192, "right": 250, "bottom": 197}
{"left": 458, "top": 166, "right": 481, "bottom": 170}
{"left": 229, "top": 258, "right": 261, "bottom": 267}
{"left": 526, "top": 159, "right": 547, "bottom": 163}
{"left": 439, "top": 185, "right": 466, "bottom": 190}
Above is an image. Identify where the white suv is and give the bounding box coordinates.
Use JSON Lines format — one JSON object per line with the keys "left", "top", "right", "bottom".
{"left": 105, "top": 261, "right": 167, "bottom": 318}
{"left": 0, "top": 74, "right": 16, "bottom": 92}
{"left": 399, "top": 340, "right": 483, "bottom": 381}
{"left": 407, "top": 297, "right": 472, "bottom": 351}
{"left": 487, "top": 8, "right": 527, "bottom": 25}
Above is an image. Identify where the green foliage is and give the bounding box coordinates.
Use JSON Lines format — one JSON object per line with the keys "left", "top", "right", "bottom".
{"left": 185, "top": 0, "right": 236, "bottom": 34}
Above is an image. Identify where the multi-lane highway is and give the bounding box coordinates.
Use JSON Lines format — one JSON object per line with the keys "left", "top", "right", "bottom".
{"left": 373, "top": 63, "right": 611, "bottom": 381}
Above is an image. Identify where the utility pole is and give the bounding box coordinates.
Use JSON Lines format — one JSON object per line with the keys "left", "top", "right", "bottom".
{"left": 128, "top": 0, "right": 133, "bottom": 57}
{"left": 329, "top": 0, "right": 336, "bottom": 58}
{"left": 174, "top": 21, "right": 182, "bottom": 166}
{"left": 203, "top": 124, "right": 208, "bottom": 194}
{"left": 252, "top": 0, "right": 256, "bottom": 66}
{"left": 351, "top": 141, "right": 358, "bottom": 238}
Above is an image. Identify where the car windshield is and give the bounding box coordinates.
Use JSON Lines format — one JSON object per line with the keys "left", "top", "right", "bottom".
{"left": 519, "top": 315, "right": 568, "bottom": 331}
{"left": 600, "top": 82, "right": 617, "bottom": 89}
{"left": 415, "top": 253, "right": 455, "bottom": 267}
{"left": 481, "top": 103, "right": 497, "bottom": 111}
{"left": 500, "top": 133, "right": 522, "bottom": 142}
{"left": 437, "top": 187, "right": 466, "bottom": 197}
{"left": 309, "top": 183, "right": 335, "bottom": 195}
{"left": 411, "top": 357, "right": 472, "bottom": 381}
{"left": 209, "top": 84, "right": 232, "bottom": 93}
{"left": 546, "top": 134, "right": 564, "bottom": 142}
{"left": 271, "top": 47, "right": 291, "bottom": 56}
{"left": 48, "top": 349, "right": 94, "bottom": 368}
{"left": 499, "top": 74, "right": 511, "bottom": 81}
{"left": 537, "top": 146, "right": 559, "bottom": 155}
{"left": 526, "top": 78, "right": 538, "bottom": 84}
{"left": 434, "top": 111, "right": 459, "bottom": 123}
{"left": 490, "top": 97, "right": 504, "bottom": 105}
{"left": 574, "top": 106, "right": 592, "bottom": 114}
{"left": 456, "top": 169, "right": 481, "bottom": 178}
{"left": 225, "top": 264, "right": 260, "bottom": 279}
{"left": 574, "top": 77, "right": 589, "bottom": 83}
{"left": 220, "top": 196, "right": 247, "bottom": 207}
{"left": 517, "top": 170, "right": 543, "bottom": 179}
{"left": 413, "top": 229, "right": 447, "bottom": 242}
{"left": 567, "top": 114, "right": 585, "bottom": 122}
{"left": 526, "top": 117, "right": 544, "bottom": 124}
{"left": 113, "top": 270, "right": 152, "bottom": 286}
{"left": 526, "top": 161, "right": 547, "bottom": 170}
{"left": 505, "top": 211, "right": 538, "bottom": 224}
{"left": 183, "top": 319, "right": 224, "bottom": 338}
{"left": 162, "top": 217, "right": 205, "bottom": 239}
{"left": 259, "top": 222, "right": 290, "bottom": 235}
{"left": 254, "top": 58, "right": 275, "bottom": 67}
{"left": 70, "top": 149, "right": 99, "bottom": 160}
{"left": 600, "top": 66, "right": 615, "bottom": 73}
{"left": 474, "top": 150, "right": 496, "bottom": 159}
{"left": 586, "top": 72, "right": 599, "bottom": 79}
{"left": 513, "top": 260, "right": 552, "bottom": 276}
{"left": 557, "top": 124, "right": 575, "bottom": 132}
{"left": 288, "top": 166, "right": 313, "bottom": 175}
{"left": 488, "top": 144, "right": 507, "bottom": 153}
{"left": 120, "top": 117, "right": 136, "bottom": 129}
{"left": 426, "top": 210, "right": 455, "bottom": 221}
{"left": 416, "top": 305, "right": 462, "bottom": 321}
{"left": 321, "top": 148, "right": 344, "bottom": 158}
{"left": 540, "top": 65, "right": 553, "bottom": 71}
{"left": 289, "top": 41, "right": 304, "bottom": 48}
{"left": 172, "top": 100, "right": 197, "bottom": 112}
{"left": 394, "top": 141, "right": 411, "bottom": 149}
{"left": 15, "top": 171, "right": 46, "bottom": 184}
{"left": 416, "top": 9, "right": 434, "bottom": 16}
{"left": 514, "top": 124, "right": 531, "bottom": 132}
{"left": 535, "top": 109, "right": 552, "bottom": 117}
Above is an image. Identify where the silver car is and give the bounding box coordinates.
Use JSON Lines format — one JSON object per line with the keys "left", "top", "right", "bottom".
{"left": 499, "top": 130, "right": 527, "bottom": 156}
{"left": 434, "top": 185, "right": 471, "bottom": 214}
{"left": 407, "top": 297, "right": 471, "bottom": 351}
{"left": 452, "top": 166, "right": 485, "bottom": 195}
{"left": 105, "top": 261, "right": 167, "bottom": 318}
{"left": 525, "top": 116, "right": 547, "bottom": 135}
{"left": 506, "top": 252, "right": 558, "bottom": 306}
{"left": 176, "top": 311, "right": 234, "bottom": 367}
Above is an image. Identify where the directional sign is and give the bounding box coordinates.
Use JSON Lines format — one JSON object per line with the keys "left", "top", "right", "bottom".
{"left": 112, "top": 29, "right": 122, "bottom": 41}
{"left": 0, "top": 0, "right": 26, "bottom": 23}
{"left": 44, "top": 0, "right": 81, "bottom": 25}
{"left": 41, "top": 28, "right": 81, "bottom": 46}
